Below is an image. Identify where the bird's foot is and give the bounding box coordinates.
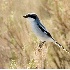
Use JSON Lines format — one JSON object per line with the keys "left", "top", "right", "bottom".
{"left": 39, "top": 41, "right": 46, "bottom": 48}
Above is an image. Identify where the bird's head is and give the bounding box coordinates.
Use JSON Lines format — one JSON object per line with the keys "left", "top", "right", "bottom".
{"left": 23, "top": 13, "right": 38, "bottom": 22}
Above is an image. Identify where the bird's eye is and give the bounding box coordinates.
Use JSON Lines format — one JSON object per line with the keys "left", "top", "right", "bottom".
{"left": 29, "top": 15, "right": 36, "bottom": 19}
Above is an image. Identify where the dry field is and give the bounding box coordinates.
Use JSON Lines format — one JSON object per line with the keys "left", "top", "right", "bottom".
{"left": 0, "top": 0, "right": 70, "bottom": 69}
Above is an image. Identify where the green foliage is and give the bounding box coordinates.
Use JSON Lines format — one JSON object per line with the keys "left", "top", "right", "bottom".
{"left": 27, "top": 59, "right": 36, "bottom": 69}
{"left": 9, "top": 52, "right": 17, "bottom": 69}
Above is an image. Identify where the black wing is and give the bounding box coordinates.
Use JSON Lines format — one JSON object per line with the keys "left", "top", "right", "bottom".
{"left": 37, "top": 23, "right": 52, "bottom": 38}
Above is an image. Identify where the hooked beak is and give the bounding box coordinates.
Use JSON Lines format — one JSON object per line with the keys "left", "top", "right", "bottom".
{"left": 23, "top": 15, "right": 28, "bottom": 18}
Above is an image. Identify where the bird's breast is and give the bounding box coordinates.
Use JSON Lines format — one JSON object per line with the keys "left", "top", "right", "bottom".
{"left": 30, "top": 21, "right": 49, "bottom": 41}
{"left": 31, "top": 21, "right": 41, "bottom": 35}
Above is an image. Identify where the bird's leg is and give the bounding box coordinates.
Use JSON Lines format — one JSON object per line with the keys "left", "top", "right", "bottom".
{"left": 39, "top": 41, "right": 46, "bottom": 48}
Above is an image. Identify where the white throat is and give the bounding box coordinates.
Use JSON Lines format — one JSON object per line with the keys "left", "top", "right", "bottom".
{"left": 28, "top": 17, "right": 35, "bottom": 22}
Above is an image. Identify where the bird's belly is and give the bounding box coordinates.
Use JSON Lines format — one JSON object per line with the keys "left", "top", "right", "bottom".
{"left": 31, "top": 23, "right": 52, "bottom": 42}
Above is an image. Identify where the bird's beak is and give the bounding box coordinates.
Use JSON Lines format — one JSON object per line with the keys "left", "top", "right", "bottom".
{"left": 23, "top": 15, "right": 28, "bottom": 18}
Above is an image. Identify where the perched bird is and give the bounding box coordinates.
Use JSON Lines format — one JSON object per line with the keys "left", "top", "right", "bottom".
{"left": 23, "top": 13, "right": 69, "bottom": 53}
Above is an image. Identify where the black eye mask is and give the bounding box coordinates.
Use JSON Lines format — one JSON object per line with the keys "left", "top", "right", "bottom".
{"left": 28, "top": 14, "right": 36, "bottom": 19}
{"left": 23, "top": 14, "right": 36, "bottom": 19}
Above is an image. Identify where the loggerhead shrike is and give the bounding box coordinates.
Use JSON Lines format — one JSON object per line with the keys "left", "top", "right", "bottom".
{"left": 23, "top": 13, "right": 69, "bottom": 53}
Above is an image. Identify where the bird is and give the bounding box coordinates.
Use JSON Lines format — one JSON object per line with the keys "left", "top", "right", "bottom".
{"left": 23, "top": 13, "right": 69, "bottom": 53}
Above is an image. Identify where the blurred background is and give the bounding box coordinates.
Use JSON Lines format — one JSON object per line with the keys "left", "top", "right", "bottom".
{"left": 0, "top": 0, "right": 70, "bottom": 69}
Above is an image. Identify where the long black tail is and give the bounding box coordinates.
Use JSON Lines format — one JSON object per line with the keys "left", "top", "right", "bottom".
{"left": 52, "top": 38, "right": 69, "bottom": 54}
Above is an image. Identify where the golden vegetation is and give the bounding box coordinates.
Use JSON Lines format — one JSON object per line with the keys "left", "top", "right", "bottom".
{"left": 0, "top": 0, "right": 70, "bottom": 69}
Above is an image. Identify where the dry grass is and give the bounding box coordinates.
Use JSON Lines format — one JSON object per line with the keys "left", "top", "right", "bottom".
{"left": 0, "top": 0, "right": 70, "bottom": 69}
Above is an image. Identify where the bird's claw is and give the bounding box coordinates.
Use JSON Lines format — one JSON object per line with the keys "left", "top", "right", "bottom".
{"left": 38, "top": 41, "right": 46, "bottom": 48}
